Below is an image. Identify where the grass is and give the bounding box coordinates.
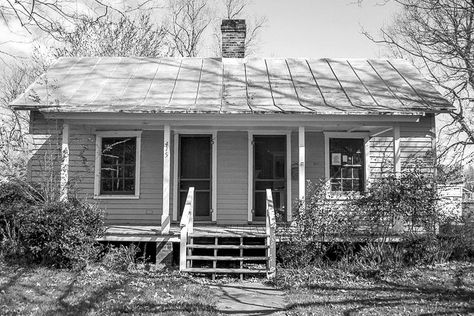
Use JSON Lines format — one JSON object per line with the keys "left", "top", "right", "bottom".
{"left": 1, "top": 259, "right": 474, "bottom": 315}
{"left": 275, "top": 262, "right": 474, "bottom": 315}
{"left": 0, "top": 261, "right": 219, "bottom": 315}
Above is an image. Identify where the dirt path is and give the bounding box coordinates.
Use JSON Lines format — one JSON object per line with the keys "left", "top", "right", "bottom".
{"left": 210, "top": 281, "right": 287, "bottom": 315}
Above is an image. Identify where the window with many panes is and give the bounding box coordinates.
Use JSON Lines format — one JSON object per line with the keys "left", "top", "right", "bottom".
{"left": 100, "top": 137, "right": 137, "bottom": 195}
{"left": 329, "top": 138, "right": 364, "bottom": 192}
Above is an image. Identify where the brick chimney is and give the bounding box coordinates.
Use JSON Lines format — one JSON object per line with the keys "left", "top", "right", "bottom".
{"left": 221, "top": 19, "right": 246, "bottom": 58}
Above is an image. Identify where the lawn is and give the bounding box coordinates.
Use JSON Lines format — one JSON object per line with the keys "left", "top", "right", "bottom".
{"left": 277, "top": 262, "right": 474, "bottom": 315}
{"left": 1, "top": 260, "right": 473, "bottom": 315}
{"left": 0, "top": 261, "right": 219, "bottom": 315}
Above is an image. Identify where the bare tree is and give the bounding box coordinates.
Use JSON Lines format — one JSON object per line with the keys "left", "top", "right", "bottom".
{"left": 364, "top": 0, "right": 474, "bottom": 172}
{"left": 0, "top": 0, "right": 162, "bottom": 59}
{"left": 55, "top": 13, "right": 170, "bottom": 57}
{"left": 165, "top": 0, "right": 212, "bottom": 57}
{"left": 0, "top": 54, "right": 47, "bottom": 179}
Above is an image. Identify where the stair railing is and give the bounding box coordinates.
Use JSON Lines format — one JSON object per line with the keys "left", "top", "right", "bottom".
{"left": 265, "top": 188, "right": 277, "bottom": 278}
{"left": 180, "top": 187, "right": 195, "bottom": 271}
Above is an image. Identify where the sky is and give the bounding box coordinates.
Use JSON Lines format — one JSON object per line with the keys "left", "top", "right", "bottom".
{"left": 241, "top": 0, "right": 401, "bottom": 58}
{"left": 0, "top": 0, "right": 401, "bottom": 61}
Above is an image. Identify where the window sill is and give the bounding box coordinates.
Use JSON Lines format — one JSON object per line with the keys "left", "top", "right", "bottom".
{"left": 94, "top": 195, "right": 140, "bottom": 200}
{"left": 326, "top": 192, "right": 363, "bottom": 200}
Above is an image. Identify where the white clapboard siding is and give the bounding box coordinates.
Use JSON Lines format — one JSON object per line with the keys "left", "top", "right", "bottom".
{"left": 67, "top": 125, "right": 164, "bottom": 225}
{"left": 216, "top": 131, "right": 248, "bottom": 224}
{"left": 28, "top": 111, "right": 62, "bottom": 182}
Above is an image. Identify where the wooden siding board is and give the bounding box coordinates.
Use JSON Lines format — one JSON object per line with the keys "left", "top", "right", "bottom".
{"left": 67, "top": 126, "right": 163, "bottom": 225}
{"left": 216, "top": 131, "right": 248, "bottom": 224}
{"left": 306, "top": 132, "right": 325, "bottom": 182}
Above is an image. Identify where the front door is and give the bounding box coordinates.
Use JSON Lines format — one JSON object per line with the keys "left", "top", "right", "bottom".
{"left": 179, "top": 135, "right": 212, "bottom": 221}
{"left": 253, "top": 135, "right": 287, "bottom": 222}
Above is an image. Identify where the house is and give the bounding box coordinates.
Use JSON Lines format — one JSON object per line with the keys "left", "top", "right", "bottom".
{"left": 11, "top": 19, "right": 453, "bottom": 277}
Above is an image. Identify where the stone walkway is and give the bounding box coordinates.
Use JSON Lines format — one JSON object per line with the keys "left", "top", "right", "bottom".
{"left": 210, "top": 281, "right": 287, "bottom": 315}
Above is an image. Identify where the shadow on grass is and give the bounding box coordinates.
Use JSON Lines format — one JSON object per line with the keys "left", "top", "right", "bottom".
{"left": 285, "top": 274, "right": 474, "bottom": 316}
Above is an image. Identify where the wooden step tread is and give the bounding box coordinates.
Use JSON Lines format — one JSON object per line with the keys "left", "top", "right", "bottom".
{"left": 187, "top": 255, "right": 268, "bottom": 261}
{"left": 182, "top": 268, "right": 268, "bottom": 274}
{"left": 187, "top": 244, "right": 268, "bottom": 249}
{"left": 190, "top": 233, "right": 269, "bottom": 238}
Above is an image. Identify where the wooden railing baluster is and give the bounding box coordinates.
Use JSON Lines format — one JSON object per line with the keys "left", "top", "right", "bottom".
{"left": 179, "top": 187, "right": 195, "bottom": 271}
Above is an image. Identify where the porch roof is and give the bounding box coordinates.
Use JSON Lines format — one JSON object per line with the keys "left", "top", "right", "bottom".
{"left": 11, "top": 57, "right": 453, "bottom": 115}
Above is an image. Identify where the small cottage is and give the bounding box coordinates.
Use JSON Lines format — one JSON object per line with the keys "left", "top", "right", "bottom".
{"left": 11, "top": 19, "right": 453, "bottom": 277}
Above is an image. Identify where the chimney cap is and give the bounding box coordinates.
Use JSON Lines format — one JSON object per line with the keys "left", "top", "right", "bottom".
{"left": 221, "top": 19, "right": 246, "bottom": 33}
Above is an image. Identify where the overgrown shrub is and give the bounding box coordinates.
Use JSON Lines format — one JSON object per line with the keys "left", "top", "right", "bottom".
{"left": 355, "top": 169, "right": 438, "bottom": 239}
{"left": 0, "top": 180, "right": 105, "bottom": 268}
{"left": 278, "top": 180, "right": 357, "bottom": 267}
{"left": 101, "top": 244, "right": 139, "bottom": 271}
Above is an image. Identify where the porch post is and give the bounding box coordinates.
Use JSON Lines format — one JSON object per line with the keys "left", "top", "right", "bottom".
{"left": 60, "top": 123, "right": 69, "bottom": 201}
{"left": 393, "top": 124, "right": 401, "bottom": 175}
{"left": 161, "top": 125, "right": 171, "bottom": 235}
{"left": 298, "top": 126, "right": 306, "bottom": 211}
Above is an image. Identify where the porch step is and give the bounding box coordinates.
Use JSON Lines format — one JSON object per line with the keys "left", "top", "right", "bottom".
{"left": 182, "top": 268, "right": 269, "bottom": 274}
{"left": 187, "top": 255, "right": 268, "bottom": 261}
{"left": 189, "top": 233, "right": 268, "bottom": 238}
{"left": 187, "top": 244, "right": 268, "bottom": 249}
{"left": 182, "top": 229, "right": 272, "bottom": 279}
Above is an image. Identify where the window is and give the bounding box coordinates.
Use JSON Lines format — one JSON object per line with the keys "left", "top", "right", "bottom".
{"left": 329, "top": 138, "right": 364, "bottom": 192}
{"left": 94, "top": 131, "right": 141, "bottom": 198}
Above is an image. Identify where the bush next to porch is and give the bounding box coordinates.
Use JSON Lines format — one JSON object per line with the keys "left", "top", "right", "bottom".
{"left": 278, "top": 168, "right": 473, "bottom": 269}
{"left": 0, "top": 179, "right": 105, "bottom": 268}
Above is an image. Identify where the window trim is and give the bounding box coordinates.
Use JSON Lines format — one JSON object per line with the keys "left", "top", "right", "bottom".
{"left": 94, "top": 131, "right": 142, "bottom": 199}
{"left": 324, "top": 132, "right": 370, "bottom": 192}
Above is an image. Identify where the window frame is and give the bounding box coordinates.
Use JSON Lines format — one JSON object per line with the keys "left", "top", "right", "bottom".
{"left": 94, "top": 131, "right": 142, "bottom": 199}
{"left": 324, "top": 132, "right": 370, "bottom": 194}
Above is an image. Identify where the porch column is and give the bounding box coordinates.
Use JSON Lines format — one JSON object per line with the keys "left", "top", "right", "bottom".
{"left": 161, "top": 125, "right": 171, "bottom": 235}
{"left": 60, "top": 123, "right": 69, "bottom": 201}
{"left": 393, "top": 124, "right": 401, "bottom": 175}
{"left": 298, "top": 126, "right": 306, "bottom": 211}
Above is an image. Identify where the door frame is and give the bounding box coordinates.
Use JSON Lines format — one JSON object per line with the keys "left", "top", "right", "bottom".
{"left": 172, "top": 130, "right": 217, "bottom": 222}
{"left": 248, "top": 131, "right": 292, "bottom": 223}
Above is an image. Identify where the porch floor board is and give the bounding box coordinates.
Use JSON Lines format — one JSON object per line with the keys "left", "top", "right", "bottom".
{"left": 98, "top": 224, "right": 269, "bottom": 242}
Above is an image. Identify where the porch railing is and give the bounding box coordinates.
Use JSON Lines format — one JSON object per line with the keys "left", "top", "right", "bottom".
{"left": 179, "top": 187, "right": 195, "bottom": 271}
{"left": 265, "top": 188, "right": 277, "bottom": 278}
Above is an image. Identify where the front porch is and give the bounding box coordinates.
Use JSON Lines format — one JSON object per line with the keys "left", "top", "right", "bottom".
{"left": 98, "top": 223, "right": 269, "bottom": 243}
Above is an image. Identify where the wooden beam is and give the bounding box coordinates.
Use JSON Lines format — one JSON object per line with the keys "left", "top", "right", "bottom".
{"left": 393, "top": 124, "right": 401, "bottom": 175}
{"left": 60, "top": 123, "right": 69, "bottom": 201}
{"left": 298, "top": 127, "right": 306, "bottom": 209}
{"left": 161, "top": 125, "right": 171, "bottom": 235}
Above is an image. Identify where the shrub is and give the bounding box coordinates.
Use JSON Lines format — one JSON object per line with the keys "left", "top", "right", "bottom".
{"left": 100, "top": 244, "right": 139, "bottom": 272}
{"left": 355, "top": 169, "right": 438, "bottom": 240}
{"left": 278, "top": 180, "right": 357, "bottom": 267}
{"left": 0, "top": 180, "right": 105, "bottom": 268}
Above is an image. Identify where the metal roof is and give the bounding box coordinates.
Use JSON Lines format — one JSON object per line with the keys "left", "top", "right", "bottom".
{"left": 11, "top": 57, "right": 453, "bottom": 115}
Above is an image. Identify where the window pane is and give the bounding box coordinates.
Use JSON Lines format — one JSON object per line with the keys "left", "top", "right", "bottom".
{"left": 329, "top": 138, "right": 364, "bottom": 192}
{"left": 100, "top": 136, "right": 137, "bottom": 195}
